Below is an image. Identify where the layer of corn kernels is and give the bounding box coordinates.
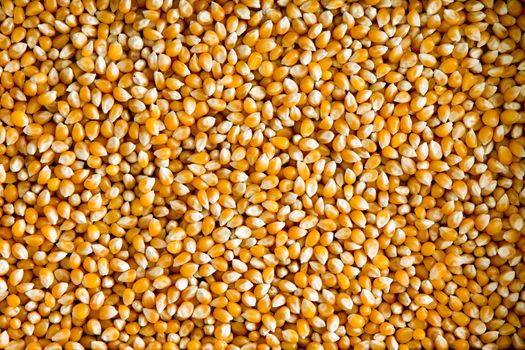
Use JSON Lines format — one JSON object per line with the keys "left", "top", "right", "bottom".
{"left": 0, "top": 0, "right": 524, "bottom": 349}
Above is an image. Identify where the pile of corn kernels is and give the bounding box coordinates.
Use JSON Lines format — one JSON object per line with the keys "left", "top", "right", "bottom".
{"left": 0, "top": 0, "right": 524, "bottom": 349}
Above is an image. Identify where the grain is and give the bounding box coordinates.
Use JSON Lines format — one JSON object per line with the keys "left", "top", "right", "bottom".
{"left": 0, "top": 0, "right": 523, "bottom": 349}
